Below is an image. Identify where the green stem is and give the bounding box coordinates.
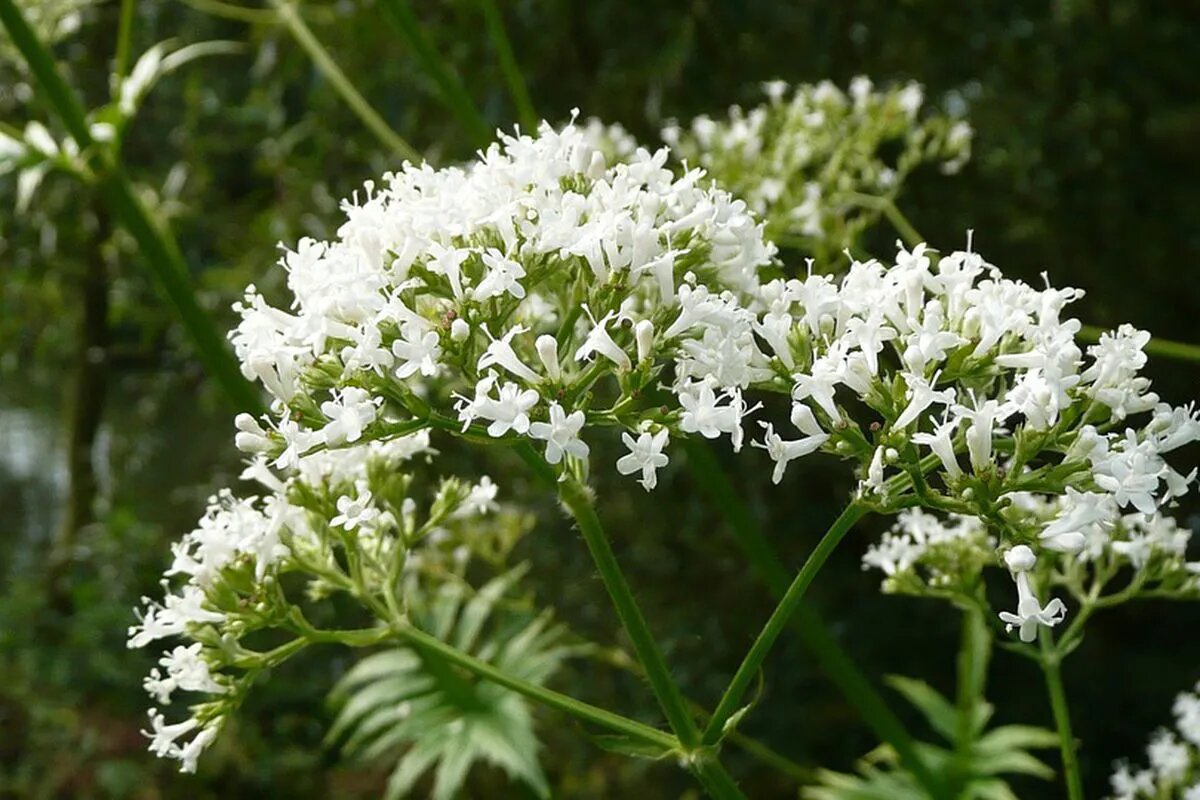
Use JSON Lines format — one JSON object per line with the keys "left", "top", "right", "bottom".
{"left": 681, "top": 440, "right": 943, "bottom": 792}
{"left": 476, "top": 0, "right": 537, "bottom": 132}
{"left": 557, "top": 473, "right": 702, "bottom": 749}
{"left": 0, "top": 0, "right": 264, "bottom": 416}
{"left": 690, "top": 756, "right": 749, "bottom": 800}
{"left": 949, "top": 603, "right": 991, "bottom": 793}
{"left": 378, "top": 0, "right": 492, "bottom": 146}
{"left": 395, "top": 622, "right": 679, "bottom": 751}
{"left": 290, "top": 612, "right": 678, "bottom": 751}
{"left": 701, "top": 502, "right": 867, "bottom": 746}
{"left": 1038, "top": 634, "right": 1084, "bottom": 800}
{"left": 269, "top": 0, "right": 421, "bottom": 162}
{"left": 114, "top": 0, "right": 136, "bottom": 81}
{"left": 845, "top": 192, "right": 923, "bottom": 247}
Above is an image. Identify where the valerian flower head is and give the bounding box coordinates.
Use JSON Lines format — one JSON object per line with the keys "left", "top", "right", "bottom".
{"left": 1108, "top": 680, "right": 1200, "bottom": 799}
{"left": 662, "top": 78, "right": 972, "bottom": 258}
{"left": 128, "top": 431, "right": 523, "bottom": 773}
{"left": 229, "top": 116, "right": 776, "bottom": 488}
{"left": 746, "top": 241, "right": 1198, "bottom": 543}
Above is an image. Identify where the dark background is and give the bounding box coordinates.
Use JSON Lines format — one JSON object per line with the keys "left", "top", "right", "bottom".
{"left": 2, "top": 0, "right": 1199, "bottom": 796}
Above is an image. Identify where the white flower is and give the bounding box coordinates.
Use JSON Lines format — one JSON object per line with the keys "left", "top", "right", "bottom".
{"left": 160, "top": 643, "right": 224, "bottom": 696}
{"left": 634, "top": 319, "right": 655, "bottom": 363}
{"left": 755, "top": 422, "right": 827, "bottom": 484}
{"left": 457, "top": 476, "right": 499, "bottom": 517}
{"left": 1147, "top": 730, "right": 1190, "bottom": 784}
{"left": 331, "top": 489, "right": 379, "bottom": 530}
{"left": 391, "top": 320, "right": 441, "bottom": 379}
{"left": 319, "top": 387, "right": 379, "bottom": 446}
{"left": 473, "top": 248, "right": 527, "bottom": 301}
{"left": 1039, "top": 488, "right": 1113, "bottom": 554}
{"left": 143, "top": 710, "right": 199, "bottom": 758}
{"left": 478, "top": 325, "right": 541, "bottom": 384}
{"left": 911, "top": 414, "right": 962, "bottom": 479}
{"left": 679, "top": 381, "right": 743, "bottom": 442}
{"left": 955, "top": 396, "right": 1008, "bottom": 473}
{"left": 454, "top": 371, "right": 539, "bottom": 437}
{"left": 616, "top": 428, "right": 670, "bottom": 490}
{"left": 864, "top": 446, "right": 886, "bottom": 494}
{"left": 574, "top": 309, "right": 631, "bottom": 371}
{"left": 792, "top": 356, "right": 843, "bottom": 422}
{"left": 177, "top": 725, "right": 219, "bottom": 773}
{"left": 482, "top": 381, "right": 540, "bottom": 437}
{"left": 998, "top": 570, "right": 1066, "bottom": 643}
{"left": 893, "top": 373, "right": 955, "bottom": 429}
{"left": 528, "top": 402, "right": 589, "bottom": 464}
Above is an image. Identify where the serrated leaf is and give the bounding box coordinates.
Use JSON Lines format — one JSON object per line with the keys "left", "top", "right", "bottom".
{"left": 329, "top": 564, "right": 569, "bottom": 799}
{"left": 455, "top": 564, "right": 527, "bottom": 651}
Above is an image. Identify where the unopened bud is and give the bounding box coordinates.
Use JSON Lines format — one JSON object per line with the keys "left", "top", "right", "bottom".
{"left": 634, "top": 320, "right": 654, "bottom": 363}
{"left": 1004, "top": 545, "right": 1036, "bottom": 573}
{"left": 535, "top": 335, "right": 561, "bottom": 381}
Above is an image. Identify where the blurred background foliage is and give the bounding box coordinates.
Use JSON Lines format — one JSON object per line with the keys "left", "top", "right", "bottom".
{"left": 1, "top": 0, "right": 1199, "bottom": 797}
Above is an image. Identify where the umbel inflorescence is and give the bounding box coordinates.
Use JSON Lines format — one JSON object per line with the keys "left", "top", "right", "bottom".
{"left": 663, "top": 77, "right": 972, "bottom": 257}
{"left": 132, "top": 114, "right": 1199, "bottom": 780}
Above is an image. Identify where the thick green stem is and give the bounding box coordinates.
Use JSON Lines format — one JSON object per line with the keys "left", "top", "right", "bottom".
{"left": 1039, "top": 634, "right": 1084, "bottom": 800}
{"left": 557, "top": 474, "right": 702, "bottom": 748}
{"left": 948, "top": 603, "right": 991, "bottom": 792}
{"left": 0, "top": 0, "right": 263, "bottom": 416}
{"left": 690, "top": 756, "right": 749, "bottom": 800}
{"left": 269, "top": 0, "right": 421, "bottom": 162}
{"left": 682, "top": 440, "right": 944, "bottom": 792}
{"left": 114, "top": 0, "right": 136, "bottom": 80}
{"left": 702, "top": 502, "right": 867, "bottom": 745}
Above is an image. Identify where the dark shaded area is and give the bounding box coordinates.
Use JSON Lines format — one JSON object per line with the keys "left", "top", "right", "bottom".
{"left": 1, "top": 0, "right": 1198, "bottom": 797}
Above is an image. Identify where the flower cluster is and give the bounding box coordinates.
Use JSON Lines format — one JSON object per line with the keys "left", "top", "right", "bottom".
{"left": 231, "top": 120, "right": 1199, "bottom": 571}
{"left": 864, "top": 493, "right": 1200, "bottom": 643}
{"left": 749, "top": 241, "right": 1199, "bottom": 640}
{"left": 126, "top": 429, "right": 519, "bottom": 772}
{"left": 663, "top": 77, "right": 972, "bottom": 258}
{"left": 1109, "top": 681, "right": 1200, "bottom": 799}
{"left": 230, "top": 116, "right": 776, "bottom": 491}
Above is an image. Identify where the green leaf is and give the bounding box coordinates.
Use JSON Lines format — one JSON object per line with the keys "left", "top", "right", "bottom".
{"left": 970, "top": 748, "right": 1055, "bottom": 780}
{"left": 975, "top": 725, "right": 1060, "bottom": 754}
{"left": 328, "top": 565, "right": 569, "bottom": 799}
{"left": 886, "top": 676, "right": 958, "bottom": 743}
{"left": 589, "top": 733, "right": 675, "bottom": 761}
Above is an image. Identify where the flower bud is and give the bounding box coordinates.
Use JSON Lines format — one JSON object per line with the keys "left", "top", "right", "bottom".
{"left": 535, "top": 335, "right": 561, "bottom": 381}
{"left": 450, "top": 318, "right": 470, "bottom": 341}
{"left": 1004, "top": 545, "right": 1037, "bottom": 573}
{"left": 634, "top": 320, "right": 654, "bottom": 364}
{"left": 586, "top": 150, "right": 607, "bottom": 180}
{"left": 233, "top": 413, "right": 270, "bottom": 453}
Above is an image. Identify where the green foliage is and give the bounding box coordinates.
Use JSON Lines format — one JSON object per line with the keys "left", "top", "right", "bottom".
{"left": 326, "top": 566, "right": 574, "bottom": 799}
{"left": 806, "top": 674, "right": 1059, "bottom": 800}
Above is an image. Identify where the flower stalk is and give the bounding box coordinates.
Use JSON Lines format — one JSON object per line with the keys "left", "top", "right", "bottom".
{"left": 701, "top": 501, "right": 868, "bottom": 745}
